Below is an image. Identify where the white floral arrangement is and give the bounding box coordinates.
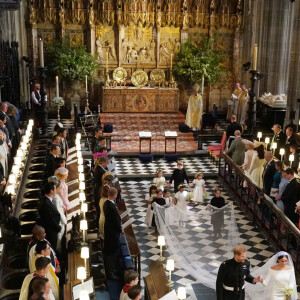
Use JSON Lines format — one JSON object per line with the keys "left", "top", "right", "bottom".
{"left": 203, "top": 191, "right": 208, "bottom": 199}
{"left": 186, "top": 192, "right": 194, "bottom": 201}
{"left": 51, "top": 96, "right": 65, "bottom": 107}
{"left": 151, "top": 194, "right": 157, "bottom": 200}
{"left": 156, "top": 180, "right": 165, "bottom": 187}
{"left": 282, "top": 286, "right": 294, "bottom": 298}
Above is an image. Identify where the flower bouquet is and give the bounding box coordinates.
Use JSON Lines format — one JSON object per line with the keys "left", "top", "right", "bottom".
{"left": 156, "top": 180, "right": 165, "bottom": 188}
{"left": 186, "top": 192, "right": 194, "bottom": 202}
{"left": 282, "top": 286, "right": 294, "bottom": 300}
{"left": 51, "top": 96, "right": 65, "bottom": 120}
{"left": 203, "top": 191, "right": 208, "bottom": 199}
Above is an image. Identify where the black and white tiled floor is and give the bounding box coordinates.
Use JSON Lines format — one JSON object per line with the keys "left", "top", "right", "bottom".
{"left": 115, "top": 157, "right": 218, "bottom": 177}
{"left": 120, "top": 178, "right": 281, "bottom": 299}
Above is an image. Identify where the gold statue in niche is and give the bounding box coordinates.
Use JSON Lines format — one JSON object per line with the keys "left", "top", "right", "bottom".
{"left": 121, "top": 22, "right": 153, "bottom": 64}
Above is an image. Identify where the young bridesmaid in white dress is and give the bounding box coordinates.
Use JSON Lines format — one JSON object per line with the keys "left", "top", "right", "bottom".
{"left": 174, "top": 184, "right": 188, "bottom": 226}
{"left": 190, "top": 172, "right": 205, "bottom": 203}
{"left": 153, "top": 169, "right": 166, "bottom": 190}
{"left": 144, "top": 185, "right": 157, "bottom": 227}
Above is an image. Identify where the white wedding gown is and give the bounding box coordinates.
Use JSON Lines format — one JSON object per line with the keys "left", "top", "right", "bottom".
{"left": 263, "top": 268, "right": 296, "bottom": 300}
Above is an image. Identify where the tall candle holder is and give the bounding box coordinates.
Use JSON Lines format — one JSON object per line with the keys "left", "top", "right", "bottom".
{"left": 85, "top": 91, "right": 91, "bottom": 115}
{"left": 38, "top": 66, "right": 49, "bottom": 135}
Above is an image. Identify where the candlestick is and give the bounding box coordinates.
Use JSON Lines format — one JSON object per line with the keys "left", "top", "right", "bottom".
{"left": 85, "top": 75, "right": 88, "bottom": 93}
{"left": 98, "top": 105, "right": 101, "bottom": 113}
{"left": 201, "top": 76, "right": 204, "bottom": 94}
{"left": 170, "top": 54, "right": 173, "bottom": 71}
{"left": 55, "top": 76, "right": 59, "bottom": 98}
{"left": 253, "top": 44, "right": 258, "bottom": 70}
{"left": 289, "top": 154, "right": 294, "bottom": 167}
{"left": 39, "top": 39, "right": 44, "bottom": 67}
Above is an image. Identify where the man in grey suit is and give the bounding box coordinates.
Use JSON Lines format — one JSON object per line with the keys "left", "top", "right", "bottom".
{"left": 226, "top": 130, "right": 245, "bottom": 166}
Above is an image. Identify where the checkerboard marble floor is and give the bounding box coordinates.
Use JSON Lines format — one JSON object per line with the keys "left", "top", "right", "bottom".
{"left": 115, "top": 156, "right": 219, "bottom": 177}
{"left": 119, "top": 178, "right": 288, "bottom": 299}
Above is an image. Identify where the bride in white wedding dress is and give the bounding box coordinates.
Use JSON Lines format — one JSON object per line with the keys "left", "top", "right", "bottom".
{"left": 246, "top": 251, "right": 297, "bottom": 300}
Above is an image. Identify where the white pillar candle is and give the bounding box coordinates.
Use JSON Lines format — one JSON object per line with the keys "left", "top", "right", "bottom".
{"left": 253, "top": 44, "right": 258, "bottom": 70}
{"left": 55, "top": 76, "right": 59, "bottom": 98}
{"left": 85, "top": 75, "right": 88, "bottom": 93}
{"left": 39, "top": 39, "right": 44, "bottom": 67}
{"left": 201, "top": 76, "right": 204, "bottom": 94}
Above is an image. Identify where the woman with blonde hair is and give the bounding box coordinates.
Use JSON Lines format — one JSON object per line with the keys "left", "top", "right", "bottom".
{"left": 99, "top": 182, "right": 111, "bottom": 240}
{"left": 54, "top": 167, "right": 69, "bottom": 212}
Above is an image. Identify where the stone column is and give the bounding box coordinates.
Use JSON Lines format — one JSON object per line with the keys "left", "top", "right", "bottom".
{"left": 156, "top": 27, "right": 160, "bottom": 68}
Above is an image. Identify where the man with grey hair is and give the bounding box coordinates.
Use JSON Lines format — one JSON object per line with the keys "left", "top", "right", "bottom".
{"left": 226, "top": 130, "right": 245, "bottom": 166}
{"left": 271, "top": 124, "right": 285, "bottom": 159}
{"left": 226, "top": 115, "right": 242, "bottom": 147}
{"left": 263, "top": 151, "right": 276, "bottom": 196}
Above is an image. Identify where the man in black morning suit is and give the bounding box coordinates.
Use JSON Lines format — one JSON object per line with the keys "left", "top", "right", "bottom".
{"left": 103, "top": 187, "right": 123, "bottom": 279}
{"left": 281, "top": 168, "right": 300, "bottom": 224}
{"left": 44, "top": 144, "right": 60, "bottom": 179}
{"left": 226, "top": 115, "right": 242, "bottom": 147}
{"left": 38, "top": 182, "right": 61, "bottom": 251}
{"left": 262, "top": 151, "right": 276, "bottom": 196}
{"left": 271, "top": 124, "right": 285, "bottom": 159}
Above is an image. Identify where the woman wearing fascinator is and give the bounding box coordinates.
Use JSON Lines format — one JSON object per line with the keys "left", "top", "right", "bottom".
{"left": 247, "top": 251, "right": 297, "bottom": 300}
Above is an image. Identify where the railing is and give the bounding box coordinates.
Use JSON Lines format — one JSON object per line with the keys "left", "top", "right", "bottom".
{"left": 218, "top": 153, "right": 300, "bottom": 275}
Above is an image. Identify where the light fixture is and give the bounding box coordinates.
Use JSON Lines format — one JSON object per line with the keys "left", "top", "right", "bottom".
{"left": 12, "top": 165, "right": 19, "bottom": 175}
{"left": 80, "top": 220, "right": 88, "bottom": 242}
{"left": 23, "top": 136, "right": 29, "bottom": 143}
{"left": 79, "top": 173, "right": 85, "bottom": 182}
{"left": 289, "top": 154, "right": 294, "bottom": 166}
{"left": 271, "top": 142, "right": 277, "bottom": 154}
{"left": 9, "top": 174, "right": 16, "bottom": 184}
{"left": 78, "top": 164, "right": 84, "bottom": 173}
{"left": 177, "top": 287, "right": 186, "bottom": 300}
{"left": 264, "top": 137, "right": 270, "bottom": 148}
{"left": 7, "top": 185, "right": 15, "bottom": 195}
{"left": 28, "top": 119, "right": 34, "bottom": 126}
{"left": 279, "top": 148, "right": 285, "bottom": 161}
{"left": 81, "top": 202, "right": 88, "bottom": 218}
{"left": 16, "top": 149, "right": 23, "bottom": 157}
{"left": 79, "top": 192, "right": 86, "bottom": 202}
{"left": 77, "top": 266, "right": 87, "bottom": 282}
{"left": 79, "top": 290, "right": 89, "bottom": 300}
{"left": 76, "top": 144, "right": 82, "bottom": 151}
{"left": 78, "top": 157, "right": 83, "bottom": 165}
{"left": 76, "top": 133, "right": 82, "bottom": 140}
{"left": 257, "top": 132, "right": 262, "bottom": 142}
{"left": 81, "top": 246, "right": 89, "bottom": 270}
{"left": 15, "top": 156, "right": 22, "bottom": 165}
{"left": 77, "top": 151, "right": 82, "bottom": 158}
{"left": 75, "top": 138, "right": 81, "bottom": 146}
{"left": 166, "top": 259, "right": 174, "bottom": 288}
{"left": 79, "top": 182, "right": 85, "bottom": 191}
{"left": 157, "top": 236, "right": 165, "bottom": 261}
{"left": 21, "top": 143, "right": 27, "bottom": 150}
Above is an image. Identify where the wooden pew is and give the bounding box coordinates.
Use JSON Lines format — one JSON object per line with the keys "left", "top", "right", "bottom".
{"left": 117, "top": 199, "right": 141, "bottom": 281}
{"left": 144, "top": 260, "right": 169, "bottom": 300}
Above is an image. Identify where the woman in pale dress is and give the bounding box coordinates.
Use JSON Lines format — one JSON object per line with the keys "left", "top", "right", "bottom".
{"left": 0, "top": 131, "right": 8, "bottom": 177}
{"left": 189, "top": 172, "right": 205, "bottom": 203}
{"left": 247, "top": 251, "right": 297, "bottom": 300}
{"left": 144, "top": 185, "right": 157, "bottom": 227}
{"left": 248, "top": 144, "right": 265, "bottom": 188}
{"left": 54, "top": 167, "right": 69, "bottom": 212}
{"left": 153, "top": 169, "right": 166, "bottom": 190}
{"left": 48, "top": 176, "right": 67, "bottom": 254}
{"left": 99, "top": 183, "right": 110, "bottom": 240}
{"left": 242, "top": 140, "right": 255, "bottom": 173}
{"left": 174, "top": 184, "right": 188, "bottom": 226}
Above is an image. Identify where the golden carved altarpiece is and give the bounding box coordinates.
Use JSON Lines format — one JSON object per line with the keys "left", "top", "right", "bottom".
{"left": 26, "top": 0, "right": 243, "bottom": 112}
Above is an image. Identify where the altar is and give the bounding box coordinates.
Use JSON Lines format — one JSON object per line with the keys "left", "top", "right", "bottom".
{"left": 101, "top": 87, "right": 179, "bottom": 112}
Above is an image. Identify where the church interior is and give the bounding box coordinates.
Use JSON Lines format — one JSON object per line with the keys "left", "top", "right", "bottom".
{"left": 0, "top": 0, "right": 300, "bottom": 299}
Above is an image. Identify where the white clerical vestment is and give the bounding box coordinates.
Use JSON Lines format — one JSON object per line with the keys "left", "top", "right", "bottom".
{"left": 237, "top": 90, "right": 249, "bottom": 126}
{"left": 185, "top": 94, "right": 203, "bottom": 130}
{"left": 19, "top": 273, "right": 55, "bottom": 300}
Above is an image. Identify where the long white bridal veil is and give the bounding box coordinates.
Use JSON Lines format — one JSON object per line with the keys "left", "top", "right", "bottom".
{"left": 153, "top": 202, "right": 240, "bottom": 291}
{"left": 245, "top": 251, "right": 297, "bottom": 300}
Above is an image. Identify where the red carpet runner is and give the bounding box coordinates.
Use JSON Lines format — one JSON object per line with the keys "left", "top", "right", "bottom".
{"left": 101, "top": 112, "right": 198, "bottom": 153}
